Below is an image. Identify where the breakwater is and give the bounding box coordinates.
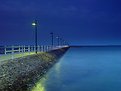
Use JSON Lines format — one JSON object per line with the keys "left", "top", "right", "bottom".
{"left": 0, "top": 47, "right": 69, "bottom": 91}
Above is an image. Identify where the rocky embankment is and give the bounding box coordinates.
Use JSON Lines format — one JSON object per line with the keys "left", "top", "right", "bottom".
{"left": 0, "top": 47, "right": 69, "bottom": 91}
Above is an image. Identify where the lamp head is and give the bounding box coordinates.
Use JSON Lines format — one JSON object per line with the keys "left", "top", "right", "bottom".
{"left": 32, "top": 22, "right": 36, "bottom": 26}
{"left": 32, "top": 20, "right": 37, "bottom": 26}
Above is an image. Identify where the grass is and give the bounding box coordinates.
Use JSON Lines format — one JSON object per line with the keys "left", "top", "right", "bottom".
{"left": 0, "top": 52, "right": 36, "bottom": 62}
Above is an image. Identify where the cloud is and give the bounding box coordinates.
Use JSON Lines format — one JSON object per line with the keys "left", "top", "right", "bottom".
{"left": 0, "top": 0, "right": 81, "bottom": 17}
{"left": 0, "top": 0, "right": 121, "bottom": 24}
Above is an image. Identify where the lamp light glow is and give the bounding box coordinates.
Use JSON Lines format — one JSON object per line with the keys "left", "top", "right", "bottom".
{"left": 32, "top": 22, "right": 36, "bottom": 26}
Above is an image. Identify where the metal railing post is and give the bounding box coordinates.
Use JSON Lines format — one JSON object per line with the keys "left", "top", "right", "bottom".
{"left": 38, "top": 45, "right": 40, "bottom": 52}
{"left": 47, "top": 46, "right": 49, "bottom": 52}
{"left": 48, "top": 46, "right": 50, "bottom": 51}
{"left": 11, "top": 45, "right": 14, "bottom": 59}
{"left": 24, "top": 45, "right": 25, "bottom": 53}
{"left": 45, "top": 45, "right": 47, "bottom": 52}
{"left": 5, "top": 46, "right": 7, "bottom": 55}
{"left": 30, "top": 46, "right": 33, "bottom": 52}
{"left": 19, "top": 45, "right": 21, "bottom": 53}
{"left": 41, "top": 46, "right": 44, "bottom": 52}
{"left": 22, "top": 45, "right": 24, "bottom": 53}
{"left": 43, "top": 46, "right": 45, "bottom": 52}
{"left": 28, "top": 45, "right": 30, "bottom": 54}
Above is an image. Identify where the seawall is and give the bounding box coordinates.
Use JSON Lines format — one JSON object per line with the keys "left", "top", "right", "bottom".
{"left": 0, "top": 47, "right": 69, "bottom": 91}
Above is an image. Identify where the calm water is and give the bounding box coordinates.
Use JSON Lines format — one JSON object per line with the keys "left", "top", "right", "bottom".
{"left": 29, "top": 47, "right": 121, "bottom": 91}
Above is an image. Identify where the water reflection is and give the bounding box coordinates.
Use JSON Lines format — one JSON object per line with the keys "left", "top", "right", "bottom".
{"left": 29, "top": 59, "right": 62, "bottom": 91}
{"left": 53, "top": 61, "right": 62, "bottom": 79}
{"left": 30, "top": 77, "right": 46, "bottom": 91}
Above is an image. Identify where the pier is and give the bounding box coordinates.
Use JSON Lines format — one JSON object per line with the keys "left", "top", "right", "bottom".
{"left": 0, "top": 45, "right": 68, "bottom": 61}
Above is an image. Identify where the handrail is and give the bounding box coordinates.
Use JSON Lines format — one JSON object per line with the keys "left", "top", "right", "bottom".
{"left": 0, "top": 45, "right": 68, "bottom": 55}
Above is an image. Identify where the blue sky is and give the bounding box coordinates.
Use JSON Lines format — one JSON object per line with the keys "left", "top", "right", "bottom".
{"left": 0, "top": 0, "right": 121, "bottom": 45}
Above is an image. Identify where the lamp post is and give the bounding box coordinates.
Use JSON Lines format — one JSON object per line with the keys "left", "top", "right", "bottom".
{"left": 59, "top": 38, "right": 63, "bottom": 46}
{"left": 50, "top": 32, "right": 54, "bottom": 46}
{"left": 64, "top": 40, "right": 66, "bottom": 45}
{"left": 56, "top": 36, "right": 59, "bottom": 46}
{"left": 63, "top": 40, "right": 65, "bottom": 46}
{"left": 32, "top": 20, "right": 38, "bottom": 54}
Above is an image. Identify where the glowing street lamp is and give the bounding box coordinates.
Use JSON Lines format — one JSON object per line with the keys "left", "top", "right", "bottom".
{"left": 32, "top": 20, "right": 38, "bottom": 54}
{"left": 32, "top": 22, "right": 36, "bottom": 26}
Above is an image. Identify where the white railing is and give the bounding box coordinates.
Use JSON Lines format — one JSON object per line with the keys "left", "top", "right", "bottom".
{"left": 0, "top": 45, "right": 68, "bottom": 55}
{"left": 0, "top": 45, "right": 68, "bottom": 61}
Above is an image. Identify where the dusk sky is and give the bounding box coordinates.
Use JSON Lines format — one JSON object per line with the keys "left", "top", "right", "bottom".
{"left": 0, "top": 0, "right": 121, "bottom": 45}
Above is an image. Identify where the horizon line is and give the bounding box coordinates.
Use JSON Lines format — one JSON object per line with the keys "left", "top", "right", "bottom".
{"left": 70, "top": 45, "right": 121, "bottom": 47}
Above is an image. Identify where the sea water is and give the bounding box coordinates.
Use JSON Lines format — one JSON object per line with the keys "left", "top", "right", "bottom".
{"left": 29, "top": 47, "right": 121, "bottom": 91}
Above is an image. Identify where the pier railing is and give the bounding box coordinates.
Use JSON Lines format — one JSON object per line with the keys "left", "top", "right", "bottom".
{"left": 0, "top": 45, "right": 68, "bottom": 55}
{"left": 0, "top": 45, "right": 68, "bottom": 61}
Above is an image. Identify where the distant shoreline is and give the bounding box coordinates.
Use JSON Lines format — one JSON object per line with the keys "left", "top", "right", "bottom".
{"left": 70, "top": 45, "right": 121, "bottom": 47}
